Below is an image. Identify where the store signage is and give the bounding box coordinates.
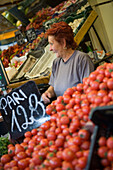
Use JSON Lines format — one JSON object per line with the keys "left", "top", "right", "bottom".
{"left": 25, "top": 28, "right": 37, "bottom": 42}
{"left": 15, "top": 30, "right": 25, "bottom": 45}
{"left": 0, "top": 81, "right": 50, "bottom": 140}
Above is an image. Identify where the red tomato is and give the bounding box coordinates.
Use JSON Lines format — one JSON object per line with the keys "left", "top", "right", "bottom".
{"left": 69, "top": 144, "right": 80, "bottom": 153}
{"left": 107, "top": 136, "right": 113, "bottom": 149}
{"left": 90, "top": 81, "right": 100, "bottom": 90}
{"left": 63, "top": 95, "right": 71, "bottom": 104}
{"left": 77, "top": 156, "right": 87, "bottom": 169}
{"left": 24, "top": 131, "right": 32, "bottom": 138}
{"left": 62, "top": 161, "right": 74, "bottom": 170}
{"left": 30, "top": 155, "right": 43, "bottom": 165}
{"left": 46, "top": 152, "right": 56, "bottom": 160}
{"left": 31, "top": 129, "right": 37, "bottom": 136}
{"left": 76, "top": 83, "right": 83, "bottom": 92}
{"left": 16, "top": 151, "right": 27, "bottom": 160}
{"left": 49, "top": 157, "right": 62, "bottom": 168}
{"left": 81, "top": 141, "right": 90, "bottom": 150}
{"left": 101, "top": 158, "right": 110, "bottom": 167}
{"left": 10, "top": 160, "right": 18, "bottom": 168}
{"left": 73, "top": 136, "right": 82, "bottom": 146}
{"left": 8, "top": 146, "right": 15, "bottom": 157}
{"left": 18, "top": 158, "right": 29, "bottom": 169}
{"left": 107, "top": 149, "right": 113, "bottom": 161}
{"left": 96, "top": 73, "right": 104, "bottom": 82}
{"left": 98, "top": 136, "right": 107, "bottom": 146}
{"left": 62, "top": 148, "right": 75, "bottom": 161}
{"left": 55, "top": 138, "right": 64, "bottom": 147}
{"left": 60, "top": 116, "right": 70, "bottom": 125}
{"left": 15, "top": 144, "right": 25, "bottom": 155}
{"left": 46, "top": 104, "right": 55, "bottom": 115}
{"left": 1, "top": 154, "right": 11, "bottom": 164}
{"left": 56, "top": 103, "right": 65, "bottom": 112}
{"left": 98, "top": 146, "right": 108, "bottom": 158}
{"left": 78, "top": 129, "right": 90, "bottom": 141}
{"left": 99, "top": 82, "right": 108, "bottom": 90}
{"left": 40, "top": 121, "right": 50, "bottom": 131}
{"left": 64, "top": 87, "right": 74, "bottom": 96}
{"left": 47, "top": 131, "right": 56, "bottom": 141}
{"left": 107, "top": 78, "right": 113, "bottom": 90}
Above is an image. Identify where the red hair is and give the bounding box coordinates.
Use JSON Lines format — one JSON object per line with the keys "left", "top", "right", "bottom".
{"left": 45, "top": 21, "right": 77, "bottom": 49}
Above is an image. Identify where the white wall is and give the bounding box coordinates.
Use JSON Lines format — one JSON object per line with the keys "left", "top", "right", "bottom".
{"left": 88, "top": 0, "right": 113, "bottom": 53}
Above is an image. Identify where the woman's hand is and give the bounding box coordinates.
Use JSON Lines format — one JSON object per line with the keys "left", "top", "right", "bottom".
{"left": 42, "top": 91, "right": 51, "bottom": 104}
{"left": 42, "top": 86, "right": 56, "bottom": 104}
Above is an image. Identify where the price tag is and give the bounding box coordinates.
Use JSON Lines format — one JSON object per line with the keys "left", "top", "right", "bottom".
{"left": 15, "top": 30, "right": 25, "bottom": 45}
{"left": 0, "top": 81, "right": 50, "bottom": 140}
{"left": 25, "top": 28, "right": 37, "bottom": 42}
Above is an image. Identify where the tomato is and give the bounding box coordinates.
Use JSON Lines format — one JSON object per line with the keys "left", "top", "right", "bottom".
{"left": 94, "top": 96, "right": 103, "bottom": 105}
{"left": 31, "top": 129, "right": 37, "bottom": 136}
{"left": 56, "top": 103, "right": 65, "bottom": 112}
{"left": 20, "top": 142, "right": 28, "bottom": 150}
{"left": 49, "top": 145, "right": 58, "bottom": 153}
{"left": 90, "top": 81, "right": 100, "bottom": 90}
{"left": 103, "top": 96, "right": 111, "bottom": 104}
{"left": 96, "top": 73, "right": 104, "bottom": 82}
{"left": 40, "top": 121, "right": 50, "bottom": 131}
{"left": 62, "top": 161, "right": 74, "bottom": 170}
{"left": 60, "top": 116, "right": 70, "bottom": 125}
{"left": 18, "top": 158, "right": 29, "bottom": 169}
{"left": 107, "top": 149, "right": 113, "bottom": 161}
{"left": 75, "top": 150, "right": 83, "bottom": 158}
{"left": 10, "top": 160, "right": 18, "bottom": 168}
{"left": 65, "top": 103, "right": 73, "bottom": 110}
{"left": 62, "top": 148, "right": 75, "bottom": 161}
{"left": 23, "top": 137, "right": 31, "bottom": 144}
{"left": 40, "top": 138, "right": 49, "bottom": 147}
{"left": 46, "top": 152, "right": 56, "bottom": 160}
{"left": 72, "top": 91, "right": 80, "bottom": 98}
{"left": 73, "top": 104, "right": 81, "bottom": 111}
{"left": 63, "top": 95, "right": 71, "bottom": 104}
{"left": 75, "top": 94, "right": 81, "bottom": 104}
{"left": 1, "top": 154, "right": 11, "bottom": 164}
{"left": 55, "top": 138, "right": 64, "bottom": 147}
{"left": 15, "top": 144, "right": 25, "bottom": 155}
{"left": 4, "top": 162, "right": 11, "bottom": 170}
{"left": 7, "top": 143, "right": 14, "bottom": 149}
{"left": 76, "top": 83, "right": 83, "bottom": 92}
{"left": 49, "top": 157, "right": 62, "bottom": 168}
{"left": 56, "top": 151, "right": 63, "bottom": 160}
{"left": 64, "top": 87, "right": 74, "bottom": 96}
{"left": 67, "top": 108, "right": 76, "bottom": 119}
{"left": 49, "top": 140, "right": 55, "bottom": 146}
{"left": 38, "top": 148, "right": 49, "bottom": 158}
{"left": 107, "top": 136, "right": 113, "bottom": 149}
{"left": 69, "top": 98, "right": 75, "bottom": 106}
{"left": 80, "top": 141, "right": 90, "bottom": 150}
{"left": 99, "top": 82, "right": 108, "bottom": 90}
{"left": 77, "top": 156, "right": 87, "bottom": 169}
{"left": 73, "top": 136, "right": 82, "bottom": 146}
{"left": 25, "top": 148, "right": 32, "bottom": 157}
{"left": 56, "top": 96, "right": 64, "bottom": 104}
{"left": 55, "top": 127, "right": 62, "bottom": 135}
{"left": 47, "top": 131, "right": 56, "bottom": 141}
{"left": 69, "top": 144, "right": 80, "bottom": 153}
{"left": 83, "top": 149, "right": 89, "bottom": 158}
{"left": 82, "top": 106, "right": 90, "bottom": 115}
{"left": 101, "top": 158, "right": 110, "bottom": 167}
{"left": 30, "top": 155, "right": 43, "bottom": 165}
{"left": 16, "top": 151, "right": 27, "bottom": 160}
{"left": 8, "top": 146, "right": 15, "bottom": 157}
{"left": 78, "top": 129, "right": 90, "bottom": 141}
{"left": 107, "top": 78, "right": 113, "bottom": 90}
{"left": 98, "top": 146, "right": 108, "bottom": 158}
{"left": 87, "top": 90, "right": 98, "bottom": 103}
{"left": 24, "top": 131, "right": 32, "bottom": 138}
{"left": 62, "top": 128, "right": 70, "bottom": 136}
{"left": 98, "top": 136, "right": 107, "bottom": 146}
{"left": 46, "top": 104, "right": 55, "bottom": 115}
{"left": 43, "top": 159, "right": 50, "bottom": 167}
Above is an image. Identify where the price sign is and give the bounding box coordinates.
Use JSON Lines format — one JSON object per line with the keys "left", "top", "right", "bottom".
{"left": 15, "top": 30, "right": 25, "bottom": 45}
{"left": 0, "top": 81, "right": 50, "bottom": 140}
{"left": 25, "top": 28, "right": 37, "bottom": 42}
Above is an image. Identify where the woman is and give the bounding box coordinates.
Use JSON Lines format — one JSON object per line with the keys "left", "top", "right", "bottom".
{"left": 42, "top": 21, "right": 94, "bottom": 104}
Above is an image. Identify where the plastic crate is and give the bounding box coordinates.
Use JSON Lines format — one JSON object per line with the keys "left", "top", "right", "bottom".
{"left": 86, "top": 105, "right": 113, "bottom": 170}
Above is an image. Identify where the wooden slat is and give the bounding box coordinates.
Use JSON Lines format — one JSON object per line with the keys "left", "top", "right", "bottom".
{"left": 74, "top": 10, "right": 98, "bottom": 46}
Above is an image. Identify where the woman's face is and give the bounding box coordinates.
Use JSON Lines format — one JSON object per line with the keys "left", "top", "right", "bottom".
{"left": 48, "top": 35, "right": 64, "bottom": 58}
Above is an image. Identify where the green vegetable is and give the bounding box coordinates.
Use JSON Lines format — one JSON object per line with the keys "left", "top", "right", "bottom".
{"left": 0, "top": 136, "right": 11, "bottom": 157}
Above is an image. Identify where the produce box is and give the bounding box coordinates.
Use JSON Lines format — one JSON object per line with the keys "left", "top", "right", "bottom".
{"left": 86, "top": 105, "right": 113, "bottom": 170}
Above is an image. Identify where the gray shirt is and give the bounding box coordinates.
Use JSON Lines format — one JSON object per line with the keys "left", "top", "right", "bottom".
{"left": 49, "top": 50, "right": 94, "bottom": 97}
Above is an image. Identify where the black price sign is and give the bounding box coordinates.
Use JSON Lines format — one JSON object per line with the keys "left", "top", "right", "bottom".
{"left": 0, "top": 81, "right": 50, "bottom": 140}
{"left": 25, "top": 28, "right": 37, "bottom": 42}
{"left": 15, "top": 30, "right": 25, "bottom": 45}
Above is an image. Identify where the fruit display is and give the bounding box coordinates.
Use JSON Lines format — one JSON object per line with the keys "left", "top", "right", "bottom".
{"left": 0, "top": 62, "right": 113, "bottom": 169}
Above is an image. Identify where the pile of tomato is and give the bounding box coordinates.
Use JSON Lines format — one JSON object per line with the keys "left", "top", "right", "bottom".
{"left": 1, "top": 62, "right": 113, "bottom": 170}
{"left": 98, "top": 136, "right": 113, "bottom": 169}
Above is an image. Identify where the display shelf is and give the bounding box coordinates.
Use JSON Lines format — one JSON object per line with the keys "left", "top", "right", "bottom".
{"left": 7, "top": 75, "right": 50, "bottom": 89}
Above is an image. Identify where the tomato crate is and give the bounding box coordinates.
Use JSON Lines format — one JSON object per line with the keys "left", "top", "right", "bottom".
{"left": 86, "top": 105, "right": 113, "bottom": 170}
